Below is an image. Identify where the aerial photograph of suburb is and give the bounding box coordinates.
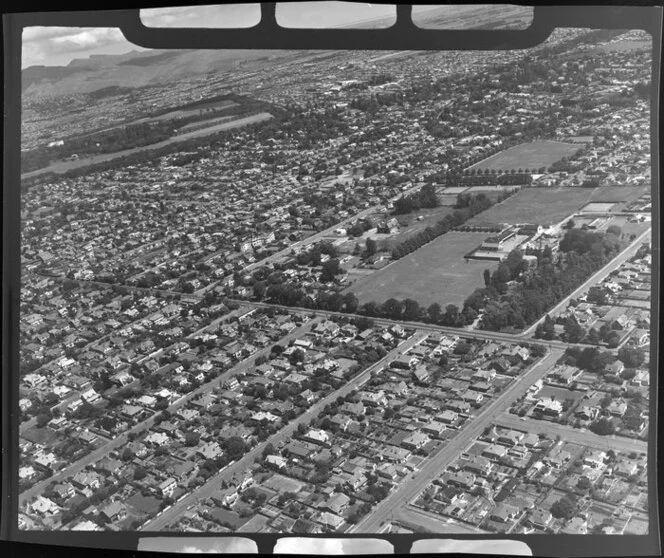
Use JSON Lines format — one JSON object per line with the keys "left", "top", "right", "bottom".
{"left": 16, "top": 3, "right": 653, "bottom": 541}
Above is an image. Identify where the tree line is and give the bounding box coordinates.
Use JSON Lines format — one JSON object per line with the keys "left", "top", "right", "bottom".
{"left": 390, "top": 191, "right": 514, "bottom": 261}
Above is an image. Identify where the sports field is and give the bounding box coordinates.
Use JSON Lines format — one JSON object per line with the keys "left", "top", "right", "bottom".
{"left": 466, "top": 186, "right": 648, "bottom": 227}
{"left": 468, "top": 140, "right": 583, "bottom": 171}
{"left": 349, "top": 231, "right": 496, "bottom": 308}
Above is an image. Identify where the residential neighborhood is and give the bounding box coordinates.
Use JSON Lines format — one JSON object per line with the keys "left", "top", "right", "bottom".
{"left": 15, "top": 11, "right": 653, "bottom": 544}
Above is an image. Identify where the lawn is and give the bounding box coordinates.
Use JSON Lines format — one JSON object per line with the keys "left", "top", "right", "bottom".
{"left": 538, "top": 386, "right": 584, "bottom": 404}
{"left": 466, "top": 186, "right": 647, "bottom": 227}
{"left": 348, "top": 231, "right": 497, "bottom": 308}
{"left": 468, "top": 140, "right": 583, "bottom": 172}
{"left": 261, "top": 473, "right": 305, "bottom": 494}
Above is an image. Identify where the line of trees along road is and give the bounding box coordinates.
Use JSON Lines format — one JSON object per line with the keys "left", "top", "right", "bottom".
{"left": 249, "top": 223, "right": 632, "bottom": 338}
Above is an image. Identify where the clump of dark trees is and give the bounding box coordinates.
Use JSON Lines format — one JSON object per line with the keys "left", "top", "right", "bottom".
{"left": 471, "top": 226, "right": 623, "bottom": 331}
{"left": 392, "top": 183, "right": 439, "bottom": 215}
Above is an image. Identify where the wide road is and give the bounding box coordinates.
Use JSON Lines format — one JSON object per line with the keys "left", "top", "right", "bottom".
{"left": 350, "top": 348, "right": 564, "bottom": 533}
{"left": 18, "top": 316, "right": 321, "bottom": 507}
{"left": 234, "top": 299, "right": 588, "bottom": 352}
{"left": 520, "top": 227, "right": 651, "bottom": 337}
{"left": 494, "top": 413, "right": 647, "bottom": 455}
{"left": 140, "top": 331, "right": 429, "bottom": 531}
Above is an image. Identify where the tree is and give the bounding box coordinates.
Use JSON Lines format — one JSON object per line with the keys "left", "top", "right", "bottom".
{"left": 427, "top": 303, "right": 442, "bottom": 323}
{"left": 483, "top": 269, "right": 492, "bottom": 287}
{"left": 586, "top": 328, "right": 600, "bottom": 345}
{"left": 402, "top": 299, "right": 421, "bottom": 321}
{"left": 381, "top": 298, "right": 403, "bottom": 320}
{"left": 365, "top": 238, "right": 377, "bottom": 257}
{"left": 550, "top": 496, "right": 578, "bottom": 520}
{"left": 606, "top": 331, "right": 621, "bottom": 348}
{"left": 134, "top": 466, "right": 147, "bottom": 481}
{"left": 121, "top": 448, "right": 135, "bottom": 462}
{"left": 444, "top": 304, "right": 460, "bottom": 326}
{"left": 576, "top": 476, "right": 592, "bottom": 490}
{"left": 589, "top": 417, "right": 615, "bottom": 436}
{"left": 618, "top": 346, "right": 646, "bottom": 368}
{"left": 289, "top": 348, "right": 305, "bottom": 364}
{"left": 343, "top": 293, "right": 359, "bottom": 313}
{"left": 184, "top": 432, "right": 200, "bottom": 447}
{"left": 531, "top": 344, "right": 546, "bottom": 358}
{"left": 454, "top": 341, "right": 471, "bottom": 355}
{"left": 563, "top": 318, "right": 586, "bottom": 343}
{"left": 36, "top": 411, "right": 52, "bottom": 428}
{"left": 224, "top": 437, "right": 246, "bottom": 461}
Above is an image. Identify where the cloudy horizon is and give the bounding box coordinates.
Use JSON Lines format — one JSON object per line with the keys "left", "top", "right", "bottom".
{"left": 21, "top": 3, "right": 397, "bottom": 68}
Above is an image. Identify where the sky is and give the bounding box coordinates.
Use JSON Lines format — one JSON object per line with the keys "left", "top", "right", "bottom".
{"left": 137, "top": 536, "right": 258, "bottom": 553}
{"left": 410, "top": 539, "right": 534, "bottom": 555}
{"left": 21, "top": 3, "right": 397, "bottom": 68}
{"left": 273, "top": 537, "right": 394, "bottom": 554}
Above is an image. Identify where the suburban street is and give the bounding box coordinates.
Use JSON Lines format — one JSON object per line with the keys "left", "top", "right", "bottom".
{"left": 235, "top": 300, "right": 592, "bottom": 352}
{"left": 19, "top": 316, "right": 322, "bottom": 507}
{"left": 139, "top": 331, "right": 429, "bottom": 530}
{"left": 495, "top": 414, "right": 647, "bottom": 455}
{"left": 350, "top": 348, "right": 564, "bottom": 533}
{"left": 16, "top": 22, "right": 653, "bottom": 544}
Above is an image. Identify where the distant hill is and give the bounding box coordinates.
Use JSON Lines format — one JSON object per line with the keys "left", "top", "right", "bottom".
{"left": 22, "top": 65, "right": 94, "bottom": 89}
{"left": 21, "top": 48, "right": 297, "bottom": 97}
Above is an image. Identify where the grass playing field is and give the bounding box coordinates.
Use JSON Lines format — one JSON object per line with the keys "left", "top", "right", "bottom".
{"left": 466, "top": 185, "right": 648, "bottom": 227}
{"left": 348, "top": 231, "right": 496, "bottom": 308}
{"left": 468, "top": 140, "right": 584, "bottom": 172}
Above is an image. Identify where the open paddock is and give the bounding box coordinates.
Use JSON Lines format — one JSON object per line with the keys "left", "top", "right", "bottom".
{"left": 348, "top": 231, "right": 497, "bottom": 308}
{"left": 468, "top": 140, "right": 583, "bottom": 172}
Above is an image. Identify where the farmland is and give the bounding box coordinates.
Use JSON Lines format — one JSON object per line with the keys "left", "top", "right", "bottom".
{"left": 466, "top": 186, "right": 648, "bottom": 227}
{"left": 349, "top": 231, "right": 496, "bottom": 307}
{"left": 468, "top": 140, "right": 584, "bottom": 172}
